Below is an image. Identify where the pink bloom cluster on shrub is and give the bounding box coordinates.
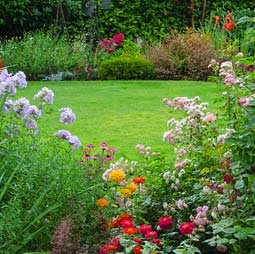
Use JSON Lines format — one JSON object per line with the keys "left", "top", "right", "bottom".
{"left": 99, "top": 33, "right": 124, "bottom": 53}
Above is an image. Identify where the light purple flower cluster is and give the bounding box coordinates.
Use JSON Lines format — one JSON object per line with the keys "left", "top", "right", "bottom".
{"left": 59, "top": 107, "right": 76, "bottom": 124}
{"left": 34, "top": 87, "right": 54, "bottom": 105}
{"left": 55, "top": 130, "right": 81, "bottom": 150}
{"left": 0, "top": 69, "right": 27, "bottom": 97}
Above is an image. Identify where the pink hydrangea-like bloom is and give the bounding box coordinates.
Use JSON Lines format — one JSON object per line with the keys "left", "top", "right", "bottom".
{"left": 59, "top": 107, "right": 76, "bottom": 124}
{"left": 202, "top": 113, "right": 217, "bottom": 123}
{"left": 238, "top": 97, "right": 250, "bottom": 107}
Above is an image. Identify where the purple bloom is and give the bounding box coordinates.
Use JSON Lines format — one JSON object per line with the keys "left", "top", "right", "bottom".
{"left": 13, "top": 71, "right": 27, "bottom": 88}
{"left": 59, "top": 107, "right": 76, "bottom": 124}
{"left": 87, "top": 143, "right": 95, "bottom": 148}
{"left": 27, "top": 105, "right": 41, "bottom": 118}
{"left": 13, "top": 97, "right": 30, "bottom": 119}
{"left": 238, "top": 97, "right": 250, "bottom": 107}
{"left": 67, "top": 135, "right": 81, "bottom": 150}
{"left": 3, "top": 99, "right": 13, "bottom": 112}
{"left": 24, "top": 118, "right": 38, "bottom": 129}
{"left": 34, "top": 87, "right": 54, "bottom": 105}
{"left": 55, "top": 130, "right": 71, "bottom": 139}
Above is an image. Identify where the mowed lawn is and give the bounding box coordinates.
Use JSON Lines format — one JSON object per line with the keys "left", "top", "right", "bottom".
{"left": 18, "top": 80, "right": 220, "bottom": 160}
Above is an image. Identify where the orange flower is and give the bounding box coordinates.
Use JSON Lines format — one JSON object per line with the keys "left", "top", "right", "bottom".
{"left": 96, "top": 198, "right": 108, "bottom": 208}
{"left": 214, "top": 15, "right": 220, "bottom": 25}
{"left": 225, "top": 13, "right": 232, "bottom": 20}
{"left": 109, "top": 219, "right": 121, "bottom": 228}
{"left": 123, "top": 227, "right": 138, "bottom": 236}
{"left": 118, "top": 213, "right": 133, "bottom": 221}
{"left": 132, "top": 245, "right": 142, "bottom": 254}
{"left": 132, "top": 176, "right": 145, "bottom": 184}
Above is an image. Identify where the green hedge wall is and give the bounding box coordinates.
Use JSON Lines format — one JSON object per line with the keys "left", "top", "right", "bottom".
{"left": 0, "top": 0, "right": 254, "bottom": 42}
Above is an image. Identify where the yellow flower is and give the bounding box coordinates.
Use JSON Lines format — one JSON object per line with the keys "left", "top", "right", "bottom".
{"left": 96, "top": 198, "right": 108, "bottom": 208}
{"left": 119, "top": 188, "right": 132, "bottom": 198}
{"left": 109, "top": 169, "right": 125, "bottom": 183}
{"left": 125, "top": 183, "right": 137, "bottom": 193}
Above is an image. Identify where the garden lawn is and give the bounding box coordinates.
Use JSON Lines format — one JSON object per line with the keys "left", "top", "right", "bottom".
{"left": 19, "top": 80, "right": 220, "bottom": 160}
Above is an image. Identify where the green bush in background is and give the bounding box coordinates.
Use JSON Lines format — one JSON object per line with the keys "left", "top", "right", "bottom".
{"left": 1, "top": 30, "right": 89, "bottom": 80}
{"left": 98, "top": 56, "right": 155, "bottom": 80}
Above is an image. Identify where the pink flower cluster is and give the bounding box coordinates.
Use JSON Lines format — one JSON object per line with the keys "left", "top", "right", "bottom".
{"left": 99, "top": 33, "right": 124, "bottom": 53}
{"left": 135, "top": 144, "right": 160, "bottom": 157}
{"left": 191, "top": 206, "right": 210, "bottom": 228}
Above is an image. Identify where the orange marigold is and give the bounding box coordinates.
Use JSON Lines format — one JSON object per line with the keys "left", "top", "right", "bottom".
{"left": 96, "top": 198, "right": 108, "bottom": 208}
{"left": 109, "top": 169, "right": 125, "bottom": 183}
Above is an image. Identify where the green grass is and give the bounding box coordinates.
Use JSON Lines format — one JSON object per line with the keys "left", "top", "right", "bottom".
{"left": 18, "top": 80, "right": 220, "bottom": 161}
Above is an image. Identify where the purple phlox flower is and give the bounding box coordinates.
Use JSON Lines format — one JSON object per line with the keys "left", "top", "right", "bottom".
{"left": 34, "top": 87, "right": 54, "bottom": 105}
{"left": 24, "top": 118, "right": 38, "bottom": 129}
{"left": 66, "top": 135, "right": 81, "bottom": 150}
{"left": 27, "top": 105, "right": 41, "bottom": 118}
{"left": 0, "top": 78, "right": 16, "bottom": 96}
{"left": 55, "top": 129, "right": 71, "bottom": 139}
{"left": 0, "top": 69, "right": 11, "bottom": 82}
{"left": 3, "top": 99, "right": 13, "bottom": 112}
{"left": 13, "top": 71, "right": 27, "bottom": 88}
{"left": 13, "top": 97, "right": 30, "bottom": 119}
{"left": 59, "top": 107, "right": 76, "bottom": 124}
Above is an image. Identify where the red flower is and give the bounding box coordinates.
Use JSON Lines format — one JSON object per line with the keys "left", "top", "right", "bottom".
{"left": 179, "top": 222, "right": 195, "bottom": 235}
{"left": 132, "top": 176, "right": 145, "bottom": 184}
{"left": 133, "top": 238, "right": 143, "bottom": 244}
{"left": 99, "top": 245, "right": 110, "bottom": 254}
{"left": 158, "top": 216, "right": 173, "bottom": 230}
{"left": 110, "top": 237, "right": 121, "bottom": 248}
{"left": 132, "top": 245, "right": 142, "bottom": 254}
{"left": 151, "top": 238, "right": 161, "bottom": 246}
{"left": 120, "top": 219, "right": 134, "bottom": 228}
{"left": 138, "top": 224, "right": 152, "bottom": 234}
{"left": 214, "top": 15, "right": 220, "bottom": 25}
{"left": 75, "top": 67, "right": 81, "bottom": 73}
{"left": 223, "top": 173, "right": 234, "bottom": 184}
{"left": 224, "top": 19, "right": 234, "bottom": 31}
{"left": 123, "top": 227, "right": 138, "bottom": 236}
{"left": 225, "top": 13, "right": 232, "bottom": 20}
{"left": 144, "top": 231, "right": 158, "bottom": 239}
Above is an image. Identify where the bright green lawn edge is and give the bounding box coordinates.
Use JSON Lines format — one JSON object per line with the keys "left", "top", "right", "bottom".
{"left": 18, "top": 80, "right": 220, "bottom": 161}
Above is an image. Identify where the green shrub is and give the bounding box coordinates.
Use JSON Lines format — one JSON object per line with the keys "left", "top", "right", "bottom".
{"left": 147, "top": 31, "right": 217, "bottom": 81}
{"left": 1, "top": 30, "right": 89, "bottom": 80}
{"left": 98, "top": 57, "right": 155, "bottom": 80}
